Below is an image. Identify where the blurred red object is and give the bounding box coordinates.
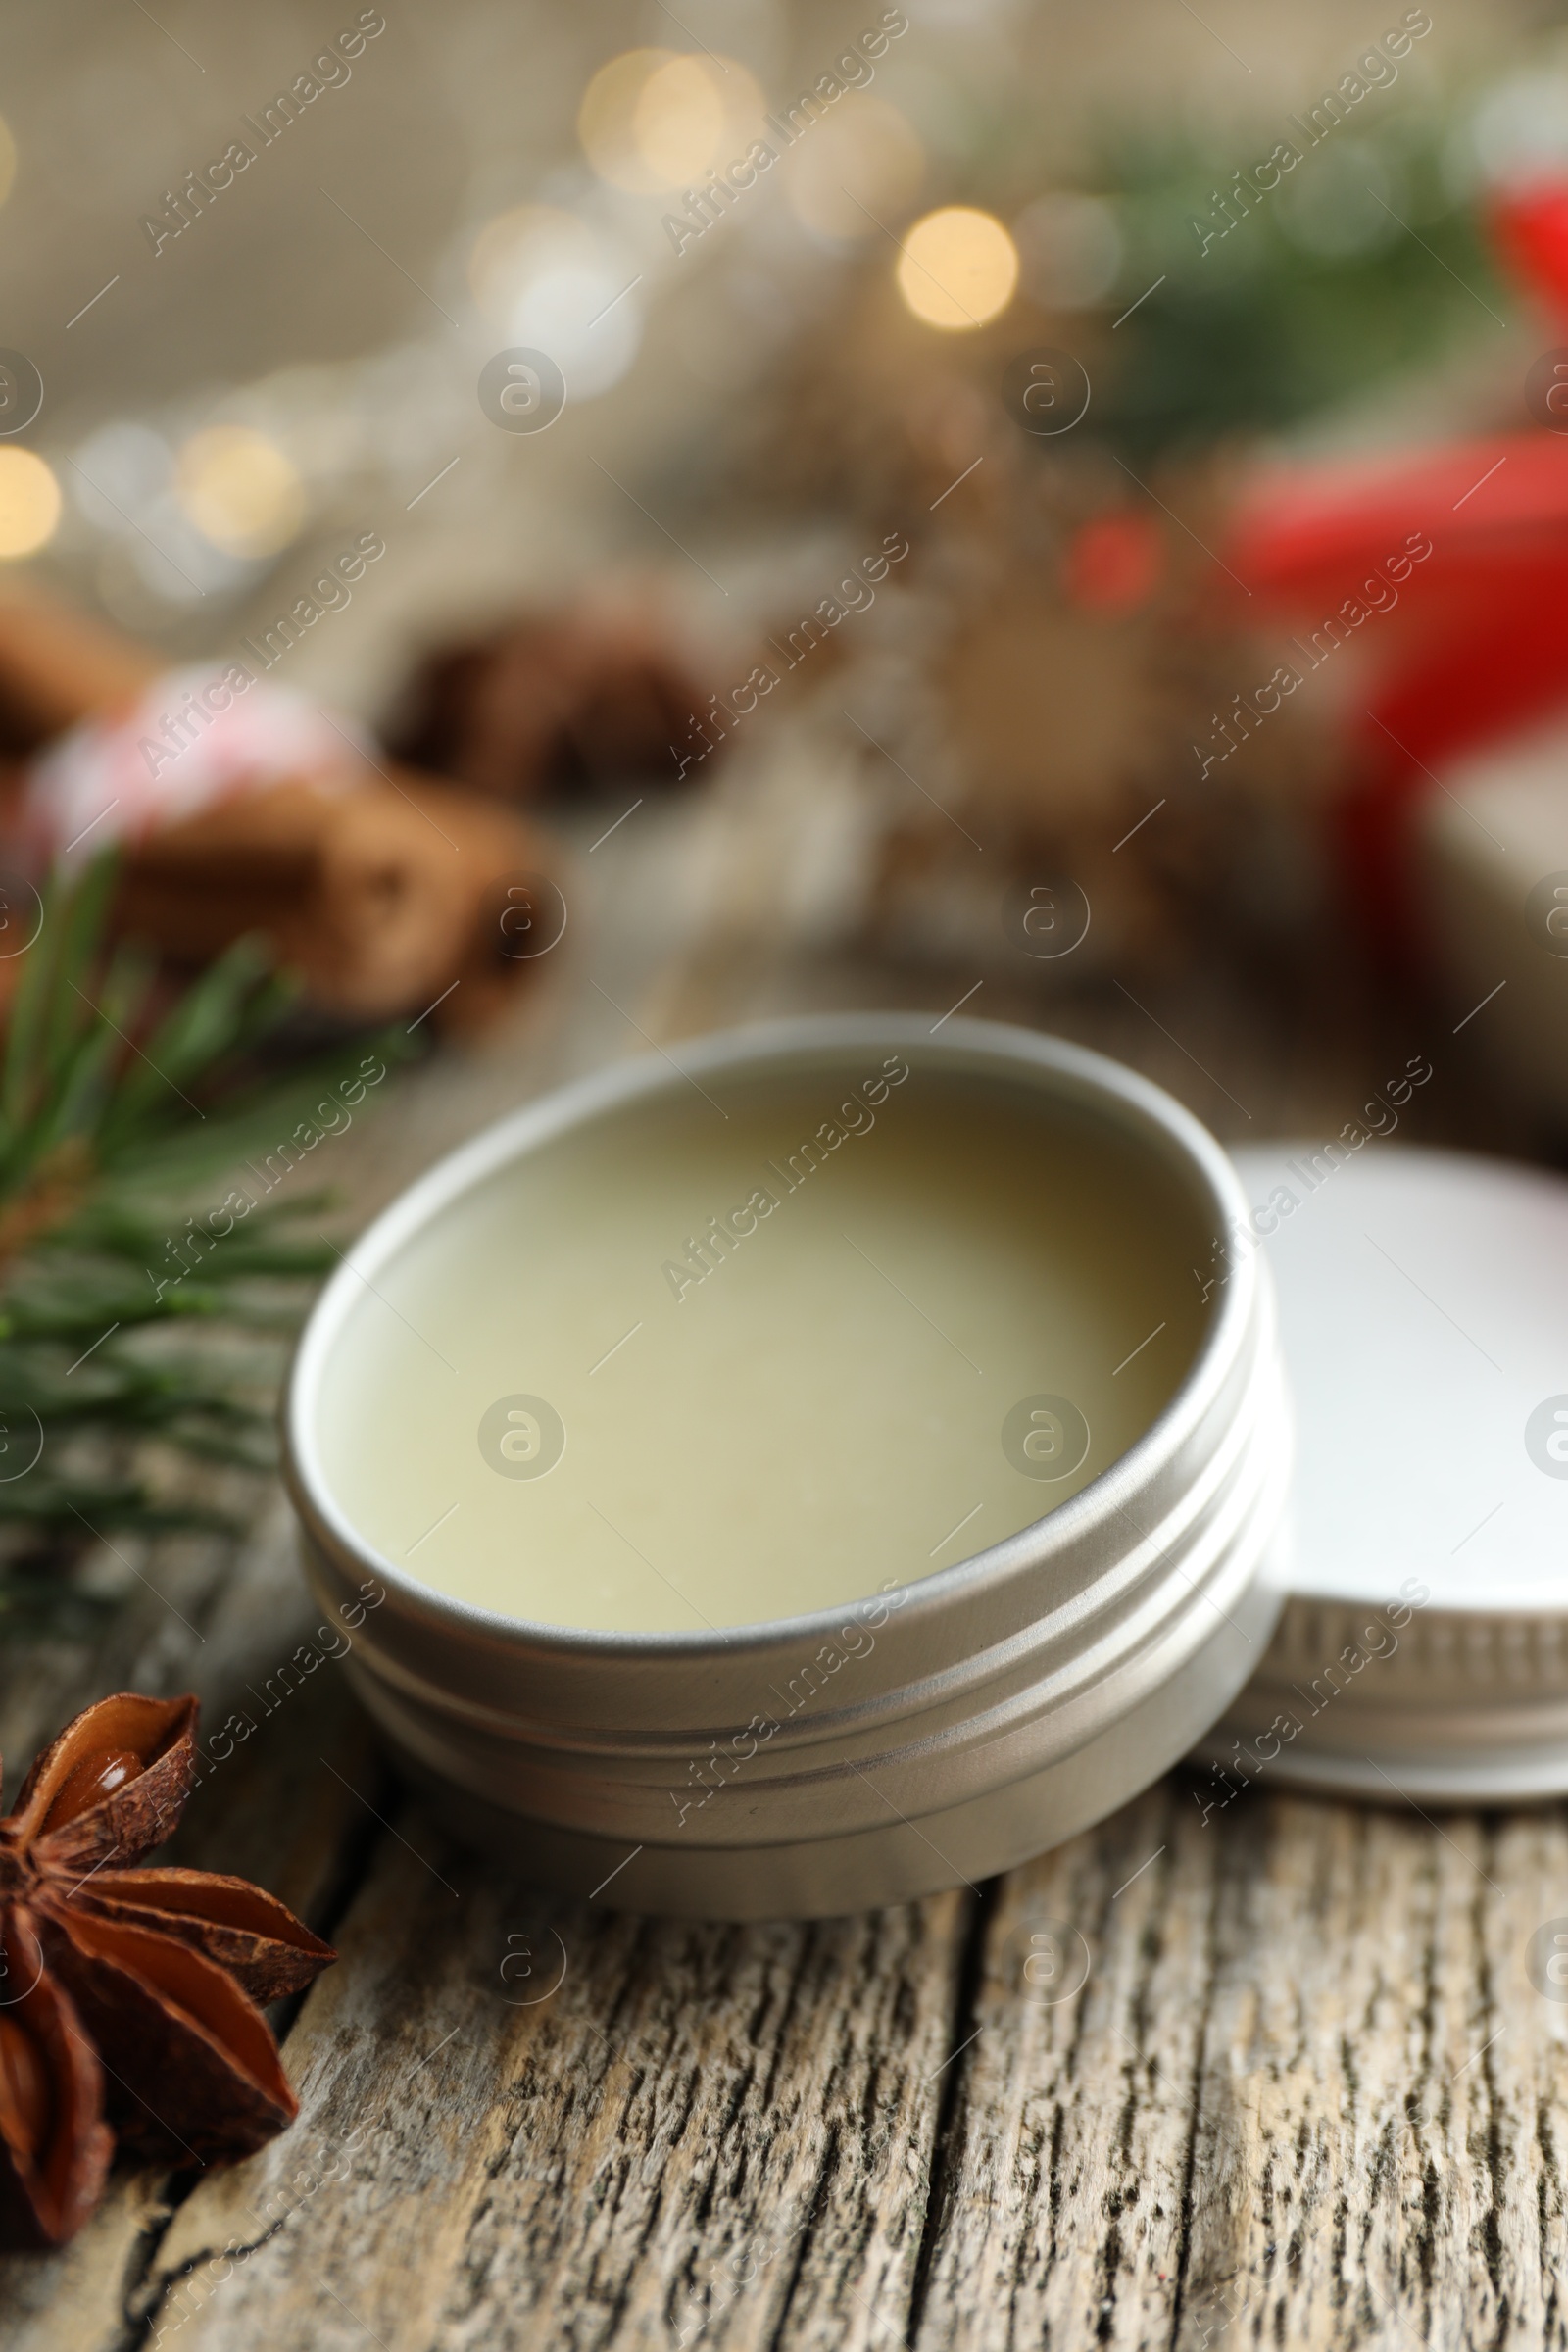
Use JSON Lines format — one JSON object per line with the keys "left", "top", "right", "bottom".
{"left": 1208, "top": 182, "right": 1568, "bottom": 963}
{"left": 1489, "top": 179, "right": 1568, "bottom": 327}
{"left": 1062, "top": 511, "right": 1164, "bottom": 613}
{"left": 1227, "top": 430, "right": 1568, "bottom": 767}
{"left": 1221, "top": 431, "right": 1568, "bottom": 959}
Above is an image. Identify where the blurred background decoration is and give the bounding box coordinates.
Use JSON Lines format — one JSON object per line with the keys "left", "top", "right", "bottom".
{"left": 3, "top": 0, "right": 1568, "bottom": 1607}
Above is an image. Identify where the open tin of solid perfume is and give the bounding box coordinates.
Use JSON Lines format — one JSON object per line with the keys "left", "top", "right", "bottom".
{"left": 283, "top": 1015, "right": 1290, "bottom": 1919}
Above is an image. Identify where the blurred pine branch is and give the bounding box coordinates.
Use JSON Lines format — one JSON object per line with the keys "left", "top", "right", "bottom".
{"left": 0, "top": 856, "right": 409, "bottom": 1618}
{"left": 1089, "top": 119, "right": 1506, "bottom": 461}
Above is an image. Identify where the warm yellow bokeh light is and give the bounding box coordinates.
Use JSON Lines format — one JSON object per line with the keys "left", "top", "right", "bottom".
{"left": 633, "top": 56, "right": 729, "bottom": 184}
{"left": 578, "top": 49, "right": 678, "bottom": 193}
{"left": 467, "top": 205, "right": 597, "bottom": 327}
{"left": 175, "top": 426, "right": 304, "bottom": 559}
{"left": 896, "top": 206, "right": 1019, "bottom": 331}
{"left": 0, "top": 449, "right": 60, "bottom": 560}
{"left": 785, "top": 98, "right": 924, "bottom": 240}
{"left": 578, "top": 46, "right": 762, "bottom": 193}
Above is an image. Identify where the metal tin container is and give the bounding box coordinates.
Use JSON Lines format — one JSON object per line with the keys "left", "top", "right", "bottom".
{"left": 283, "top": 1015, "right": 1290, "bottom": 1920}
{"left": 1202, "top": 1141, "right": 1568, "bottom": 1804}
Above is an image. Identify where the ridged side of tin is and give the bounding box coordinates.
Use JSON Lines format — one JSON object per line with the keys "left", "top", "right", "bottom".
{"left": 286, "top": 1015, "right": 1291, "bottom": 1919}
{"left": 1198, "top": 1595, "right": 1568, "bottom": 1805}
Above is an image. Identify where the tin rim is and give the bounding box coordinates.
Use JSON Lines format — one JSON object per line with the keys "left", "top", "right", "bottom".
{"left": 284, "top": 1011, "right": 1260, "bottom": 1659}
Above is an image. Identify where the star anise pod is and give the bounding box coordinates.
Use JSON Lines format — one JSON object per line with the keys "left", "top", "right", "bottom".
{"left": 0, "top": 1691, "right": 334, "bottom": 2249}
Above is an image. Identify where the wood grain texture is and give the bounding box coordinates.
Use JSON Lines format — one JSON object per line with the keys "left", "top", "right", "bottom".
{"left": 1, "top": 767, "right": 1562, "bottom": 2350}
{"left": 912, "top": 1787, "right": 1568, "bottom": 2352}
{"left": 10, "top": 1720, "right": 1568, "bottom": 2352}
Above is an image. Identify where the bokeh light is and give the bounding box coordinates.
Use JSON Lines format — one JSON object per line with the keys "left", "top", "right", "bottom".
{"left": 469, "top": 207, "right": 598, "bottom": 323}
{"left": 1468, "top": 71, "right": 1568, "bottom": 187}
{"left": 578, "top": 47, "right": 763, "bottom": 194}
{"left": 0, "top": 450, "right": 60, "bottom": 559}
{"left": 784, "top": 99, "right": 924, "bottom": 241}
{"left": 579, "top": 50, "right": 672, "bottom": 194}
{"left": 67, "top": 420, "right": 172, "bottom": 529}
{"left": 175, "top": 426, "right": 305, "bottom": 559}
{"left": 468, "top": 206, "right": 643, "bottom": 399}
{"left": 634, "top": 56, "right": 728, "bottom": 185}
{"left": 896, "top": 206, "right": 1018, "bottom": 329}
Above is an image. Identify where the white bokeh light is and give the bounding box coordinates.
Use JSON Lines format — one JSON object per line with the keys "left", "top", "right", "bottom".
{"left": 509, "top": 261, "right": 643, "bottom": 398}
{"left": 471, "top": 207, "right": 644, "bottom": 401}
{"left": 68, "top": 421, "right": 173, "bottom": 529}
{"left": 1469, "top": 71, "right": 1568, "bottom": 187}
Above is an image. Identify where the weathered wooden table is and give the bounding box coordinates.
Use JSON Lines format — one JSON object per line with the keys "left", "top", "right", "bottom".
{"left": 2, "top": 760, "right": 1561, "bottom": 2352}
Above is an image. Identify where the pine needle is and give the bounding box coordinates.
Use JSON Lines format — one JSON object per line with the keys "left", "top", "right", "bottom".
{"left": 0, "top": 854, "right": 413, "bottom": 1621}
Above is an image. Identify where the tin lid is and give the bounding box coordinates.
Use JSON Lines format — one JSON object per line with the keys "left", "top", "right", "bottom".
{"left": 1205, "top": 1142, "right": 1568, "bottom": 1802}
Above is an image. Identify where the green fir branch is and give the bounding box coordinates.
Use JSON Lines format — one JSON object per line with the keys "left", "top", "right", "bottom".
{"left": 0, "top": 854, "right": 412, "bottom": 1620}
